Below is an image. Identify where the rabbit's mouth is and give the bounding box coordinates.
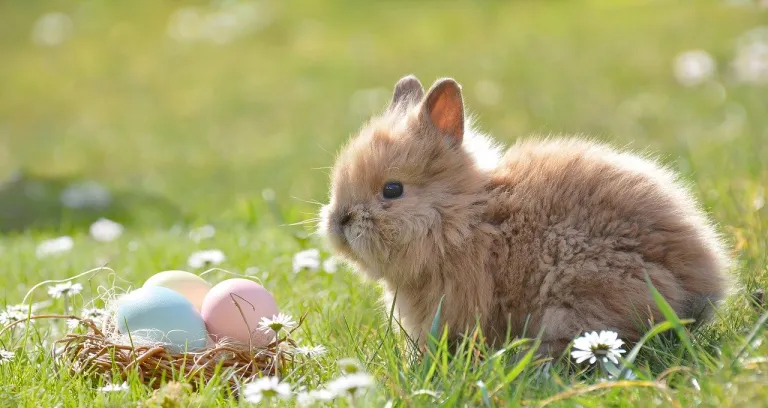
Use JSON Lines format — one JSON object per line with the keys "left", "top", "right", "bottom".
{"left": 319, "top": 203, "right": 384, "bottom": 265}
{"left": 319, "top": 204, "right": 358, "bottom": 258}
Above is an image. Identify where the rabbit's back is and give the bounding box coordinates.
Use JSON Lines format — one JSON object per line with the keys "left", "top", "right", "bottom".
{"left": 483, "top": 138, "right": 728, "bottom": 348}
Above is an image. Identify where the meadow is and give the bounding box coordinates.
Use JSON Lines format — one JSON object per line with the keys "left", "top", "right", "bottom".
{"left": 0, "top": 0, "right": 767, "bottom": 406}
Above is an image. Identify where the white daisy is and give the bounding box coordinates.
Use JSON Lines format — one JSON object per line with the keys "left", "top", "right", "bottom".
{"left": 337, "top": 358, "right": 362, "bottom": 374}
{"left": 673, "top": 49, "right": 716, "bottom": 87}
{"left": 89, "top": 218, "right": 124, "bottom": 242}
{"left": 36, "top": 236, "right": 74, "bottom": 258}
{"left": 31, "top": 12, "right": 73, "bottom": 47}
{"left": 258, "top": 313, "right": 297, "bottom": 334}
{"left": 242, "top": 376, "right": 291, "bottom": 404}
{"left": 327, "top": 372, "right": 375, "bottom": 396}
{"left": 47, "top": 282, "right": 83, "bottom": 299}
{"left": 0, "top": 305, "right": 28, "bottom": 325}
{"left": 261, "top": 188, "right": 276, "bottom": 201}
{"left": 733, "top": 27, "right": 768, "bottom": 84}
{"left": 297, "top": 389, "right": 335, "bottom": 406}
{"left": 98, "top": 382, "right": 129, "bottom": 392}
{"left": 0, "top": 349, "right": 15, "bottom": 365}
{"left": 292, "top": 249, "right": 320, "bottom": 273}
{"left": 296, "top": 391, "right": 313, "bottom": 407}
{"left": 187, "top": 249, "right": 226, "bottom": 268}
{"left": 294, "top": 344, "right": 327, "bottom": 358}
{"left": 570, "top": 330, "right": 626, "bottom": 365}
{"left": 322, "top": 257, "right": 339, "bottom": 273}
{"left": 188, "top": 224, "right": 216, "bottom": 242}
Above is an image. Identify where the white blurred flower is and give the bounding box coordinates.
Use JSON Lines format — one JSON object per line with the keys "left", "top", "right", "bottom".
{"left": 297, "top": 389, "right": 335, "bottom": 406}
{"left": 0, "top": 349, "right": 15, "bottom": 365}
{"left": 31, "top": 12, "right": 72, "bottom": 46}
{"left": 36, "top": 236, "right": 74, "bottom": 258}
{"left": 60, "top": 181, "right": 112, "bottom": 209}
{"left": 327, "top": 372, "right": 375, "bottom": 396}
{"left": 261, "top": 188, "right": 276, "bottom": 201}
{"left": 258, "top": 313, "right": 297, "bottom": 334}
{"left": 673, "top": 50, "right": 716, "bottom": 87}
{"left": 293, "top": 248, "right": 320, "bottom": 273}
{"left": 187, "top": 249, "right": 226, "bottom": 268}
{"left": 571, "top": 330, "right": 626, "bottom": 365}
{"left": 47, "top": 282, "right": 83, "bottom": 299}
{"left": 202, "top": 11, "right": 239, "bottom": 44}
{"left": 296, "top": 391, "right": 313, "bottom": 407}
{"left": 322, "top": 256, "right": 339, "bottom": 273}
{"left": 294, "top": 344, "right": 327, "bottom": 358}
{"left": 98, "top": 382, "right": 129, "bottom": 392}
{"left": 89, "top": 218, "right": 124, "bottom": 242}
{"left": 733, "top": 27, "right": 768, "bottom": 85}
{"left": 167, "top": 7, "right": 205, "bottom": 42}
{"left": 242, "top": 376, "right": 291, "bottom": 404}
{"left": 167, "top": 2, "right": 272, "bottom": 44}
{"left": 0, "top": 306, "right": 27, "bottom": 326}
{"left": 66, "top": 319, "right": 80, "bottom": 329}
{"left": 337, "top": 358, "right": 362, "bottom": 374}
{"left": 188, "top": 224, "right": 216, "bottom": 242}
{"left": 0, "top": 303, "right": 48, "bottom": 326}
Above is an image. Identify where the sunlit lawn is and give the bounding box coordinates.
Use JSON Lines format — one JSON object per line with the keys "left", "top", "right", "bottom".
{"left": 1, "top": 0, "right": 767, "bottom": 406}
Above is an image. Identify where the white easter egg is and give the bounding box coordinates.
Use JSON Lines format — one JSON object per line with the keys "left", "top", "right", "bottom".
{"left": 143, "top": 270, "right": 211, "bottom": 311}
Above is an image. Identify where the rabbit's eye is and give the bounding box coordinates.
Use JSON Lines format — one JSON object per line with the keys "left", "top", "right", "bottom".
{"left": 382, "top": 181, "right": 403, "bottom": 199}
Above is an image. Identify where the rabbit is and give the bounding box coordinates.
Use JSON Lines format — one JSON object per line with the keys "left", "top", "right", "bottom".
{"left": 319, "top": 75, "right": 729, "bottom": 355}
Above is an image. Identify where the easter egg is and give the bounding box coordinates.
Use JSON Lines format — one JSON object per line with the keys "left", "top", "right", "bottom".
{"left": 200, "top": 278, "right": 278, "bottom": 347}
{"left": 117, "top": 286, "right": 208, "bottom": 353}
{"left": 143, "top": 270, "right": 211, "bottom": 311}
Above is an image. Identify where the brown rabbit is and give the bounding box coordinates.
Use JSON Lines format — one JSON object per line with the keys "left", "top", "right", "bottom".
{"left": 319, "top": 75, "right": 729, "bottom": 354}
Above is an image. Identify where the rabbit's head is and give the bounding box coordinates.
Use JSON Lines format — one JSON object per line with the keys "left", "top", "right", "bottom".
{"left": 320, "top": 76, "right": 495, "bottom": 284}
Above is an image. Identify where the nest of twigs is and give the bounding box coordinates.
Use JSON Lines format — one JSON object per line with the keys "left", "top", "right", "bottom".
{"left": 3, "top": 314, "right": 302, "bottom": 390}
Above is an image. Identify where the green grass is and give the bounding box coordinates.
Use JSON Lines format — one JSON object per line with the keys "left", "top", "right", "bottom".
{"left": 1, "top": 0, "right": 767, "bottom": 406}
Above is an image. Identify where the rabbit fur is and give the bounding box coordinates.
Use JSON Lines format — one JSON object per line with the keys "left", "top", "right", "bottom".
{"left": 319, "top": 75, "right": 729, "bottom": 354}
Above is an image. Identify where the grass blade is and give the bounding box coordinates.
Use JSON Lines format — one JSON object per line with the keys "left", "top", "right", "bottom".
{"left": 645, "top": 275, "right": 698, "bottom": 366}
{"left": 429, "top": 295, "right": 446, "bottom": 345}
{"left": 618, "top": 320, "right": 681, "bottom": 378}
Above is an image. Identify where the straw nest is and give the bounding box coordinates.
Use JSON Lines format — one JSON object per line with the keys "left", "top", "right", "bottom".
{"left": 2, "top": 314, "right": 303, "bottom": 390}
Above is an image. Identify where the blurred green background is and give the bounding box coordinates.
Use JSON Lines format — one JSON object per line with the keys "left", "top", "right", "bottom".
{"left": 0, "top": 0, "right": 766, "bottom": 234}
{"left": 1, "top": 1, "right": 767, "bottom": 405}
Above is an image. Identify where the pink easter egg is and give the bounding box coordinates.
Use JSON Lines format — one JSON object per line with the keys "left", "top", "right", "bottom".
{"left": 200, "top": 278, "right": 278, "bottom": 347}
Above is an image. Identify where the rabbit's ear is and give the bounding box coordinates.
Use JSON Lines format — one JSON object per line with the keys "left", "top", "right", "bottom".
{"left": 422, "top": 78, "right": 464, "bottom": 145}
{"left": 390, "top": 75, "right": 424, "bottom": 109}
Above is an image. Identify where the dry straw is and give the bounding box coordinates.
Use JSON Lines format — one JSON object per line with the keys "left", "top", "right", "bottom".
{"left": 3, "top": 266, "right": 303, "bottom": 390}
{"left": 1, "top": 313, "right": 303, "bottom": 390}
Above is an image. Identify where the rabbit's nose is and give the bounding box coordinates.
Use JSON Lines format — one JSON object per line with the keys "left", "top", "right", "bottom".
{"left": 339, "top": 212, "right": 352, "bottom": 226}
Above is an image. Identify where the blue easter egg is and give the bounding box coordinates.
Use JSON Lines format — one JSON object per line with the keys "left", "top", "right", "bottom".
{"left": 117, "top": 286, "right": 208, "bottom": 352}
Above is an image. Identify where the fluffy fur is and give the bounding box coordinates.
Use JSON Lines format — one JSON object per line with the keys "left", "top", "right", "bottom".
{"left": 319, "top": 75, "right": 729, "bottom": 354}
